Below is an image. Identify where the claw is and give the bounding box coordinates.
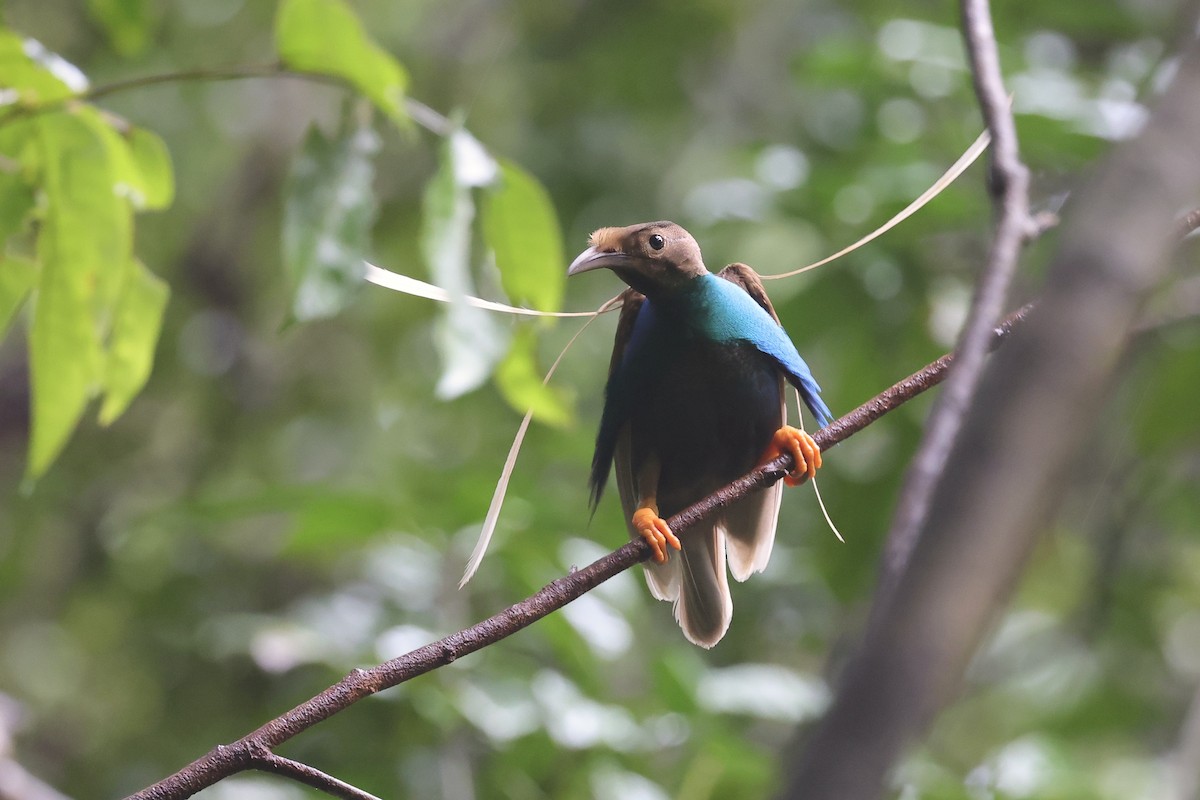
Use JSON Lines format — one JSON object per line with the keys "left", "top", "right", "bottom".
{"left": 760, "top": 425, "right": 823, "bottom": 487}
{"left": 632, "top": 506, "right": 680, "bottom": 563}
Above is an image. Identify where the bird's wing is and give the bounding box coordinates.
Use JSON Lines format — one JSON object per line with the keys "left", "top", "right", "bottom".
{"left": 609, "top": 288, "right": 646, "bottom": 375}
{"left": 589, "top": 289, "right": 645, "bottom": 509}
{"left": 717, "top": 263, "right": 833, "bottom": 428}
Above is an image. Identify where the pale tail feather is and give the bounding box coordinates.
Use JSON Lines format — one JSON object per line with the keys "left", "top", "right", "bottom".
{"left": 723, "top": 481, "right": 784, "bottom": 582}
{"left": 674, "top": 524, "right": 733, "bottom": 649}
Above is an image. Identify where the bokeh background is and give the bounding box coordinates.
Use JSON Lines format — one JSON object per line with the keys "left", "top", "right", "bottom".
{"left": 2, "top": 1, "right": 1199, "bottom": 798}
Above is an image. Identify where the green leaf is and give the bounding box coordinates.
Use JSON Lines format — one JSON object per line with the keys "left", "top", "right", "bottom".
{"left": 421, "top": 138, "right": 507, "bottom": 399}
{"left": 125, "top": 127, "right": 174, "bottom": 210}
{"left": 86, "top": 0, "right": 152, "bottom": 56}
{"left": 275, "top": 0, "right": 408, "bottom": 123}
{"left": 27, "top": 112, "right": 130, "bottom": 478}
{"left": 482, "top": 160, "right": 565, "bottom": 313}
{"left": 0, "top": 255, "right": 37, "bottom": 334}
{"left": 75, "top": 107, "right": 174, "bottom": 212}
{"left": 0, "top": 169, "right": 34, "bottom": 244}
{"left": 0, "top": 30, "right": 85, "bottom": 104}
{"left": 495, "top": 325, "right": 573, "bottom": 428}
{"left": 99, "top": 259, "right": 168, "bottom": 426}
{"left": 282, "top": 119, "right": 378, "bottom": 321}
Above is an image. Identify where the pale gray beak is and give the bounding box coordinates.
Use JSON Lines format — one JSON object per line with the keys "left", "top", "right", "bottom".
{"left": 567, "top": 246, "right": 631, "bottom": 276}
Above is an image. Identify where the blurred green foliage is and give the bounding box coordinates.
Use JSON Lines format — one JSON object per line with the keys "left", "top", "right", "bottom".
{"left": 0, "top": 0, "right": 1197, "bottom": 799}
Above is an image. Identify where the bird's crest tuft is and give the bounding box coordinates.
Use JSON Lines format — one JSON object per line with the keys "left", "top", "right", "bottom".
{"left": 588, "top": 227, "right": 625, "bottom": 253}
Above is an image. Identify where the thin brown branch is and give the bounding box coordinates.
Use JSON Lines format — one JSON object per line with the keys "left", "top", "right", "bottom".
{"left": 877, "top": 0, "right": 1032, "bottom": 607}
{"left": 249, "top": 750, "right": 381, "bottom": 800}
{"left": 0, "top": 63, "right": 452, "bottom": 136}
{"left": 124, "top": 305, "right": 1032, "bottom": 800}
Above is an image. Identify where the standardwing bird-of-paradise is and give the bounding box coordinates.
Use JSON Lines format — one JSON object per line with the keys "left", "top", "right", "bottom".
{"left": 569, "top": 221, "right": 832, "bottom": 647}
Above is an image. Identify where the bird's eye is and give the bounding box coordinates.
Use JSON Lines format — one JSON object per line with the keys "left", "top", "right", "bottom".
{"left": 648, "top": 234, "right": 665, "bottom": 251}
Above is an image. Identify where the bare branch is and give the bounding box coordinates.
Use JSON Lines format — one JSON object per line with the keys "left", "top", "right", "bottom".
{"left": 783, "top": 37, "right": 1200, "bottom": 800}
{"left": 249, "top": 750, "right": 382, "bottom": 800}
{"left": 877, "top": 0, "right": 1033, "bottom": 607}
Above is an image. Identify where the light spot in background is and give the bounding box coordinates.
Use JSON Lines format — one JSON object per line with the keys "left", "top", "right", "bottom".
{"left": 831, "top": 425, "right": 897, "bottom": 483}
{"left": 878, "top": 97, "right": 926, "bottom": 144}
{"left": 1107, "top": 39, "right": 1164, "bottom": 84}
{"left": 645, "top": 713, "right": 690, "bottom": 747}
{"left": 909, "top": 62, "right": 956, "bottom": 98}
{"left": 861, "top": 258, "right": 904, "bottom": 300}
{"left": 179, "top": 309, "right": 243, "bottom": 377}
{"left": 560, "top": 593, "right": 633, "bottom": 660}
{"left": 805, "top": 89, "right": 865, "bottom": 149}
{"left": 879, "top": 18, "right": 967, "bottom": 70}
{"left": 1164, "top": 610, "right": 1200, "bottom": 676}
{"left": 364, "top": 537, "right": 443, "bottom": 612}
{"left": 1099, "top": 757, "right": 1171, "bottom": 800}
{"left": 376, "top": 624, "right": 438, "bottom": 661}
{"left": 991, "top": 737, "right": 1055, "bottom": 798}
{"left": 532, "top": 670, "right": 644, "bottom": 750}
{"left": 833, "top": 183, "right": 875, "bottom": 225}
{"left": 877, "top": 19, "right": 925, "bottom": 62}
{"left": 755, "top": 145, "right": 810, "bottom": 191}
{"left": 456, "top": 681, "right": 540, "bottom": 742}
{"left": 179, "top": 0, "right": 246, "bottom": 27}
{"left": 684, "top": 178, "right": 768, "bottom": 225}
{"left": 207, "top": 775, "right": 305, "bottom": 800}
{"left": 927, "top": 278, "right": 971, "bottom": 346}
{"left": 450, "top": 129, "right": 499, "bottom": 187}
{"left": 590, "top": 764, "right": 670, "bottom": 800}
{"left": 697, "top": 663, "right": 829, "bottom": 722}
{"left": 1024, "top": 30, "right": 1077, "bottom": 71}
{"left": 250, "top": 623, "right": 322, "bottom": 673}
{"left": 2, "top": 623, "right": 85, "bottom": 704}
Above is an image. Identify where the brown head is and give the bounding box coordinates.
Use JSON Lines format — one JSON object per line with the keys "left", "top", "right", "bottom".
{"left": 567, "top": 221, "right": 708, "bottom": 297}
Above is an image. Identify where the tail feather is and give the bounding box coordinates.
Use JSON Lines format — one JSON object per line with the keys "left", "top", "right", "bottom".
{"left": 673, "top": 524, "right": 733, "bottom": 648}
{"left": 723, "top": 480, "right": 784, "bottom": 582}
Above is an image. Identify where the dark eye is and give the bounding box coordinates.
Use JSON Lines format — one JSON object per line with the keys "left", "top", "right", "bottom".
{"left": 648, "top": 234, "right": 665, "bottom": 251}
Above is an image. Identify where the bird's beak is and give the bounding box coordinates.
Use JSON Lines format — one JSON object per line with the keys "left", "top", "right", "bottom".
{"left": 567, "top": 246, "right": 630, "bottom": 277}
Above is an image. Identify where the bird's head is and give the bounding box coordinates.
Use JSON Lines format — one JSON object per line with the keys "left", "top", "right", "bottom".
{"left": 567, "top": 221, "right": 707, "bottom": 297}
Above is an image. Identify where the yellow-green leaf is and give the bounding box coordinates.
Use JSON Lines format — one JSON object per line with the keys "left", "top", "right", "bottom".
{"left": 99, "top": 259, "right": 168, "bottom": 425}
{"left": 275, "top": 0, "right": 408, "bottom": 123}
{"left": 482, "top": 159, "right": 565, "bottom": 313}
{"left": 27, "top": 112, "right": 129, "bottom": 478}
{"left": 0, "top": 255, "right": 37, "bottom": 334}
{"left": 126, "top": 127, "right": 174, "bottom": 210}
{"left": 0, "top": 169, "right": 34, "bottom": 244}
{"left": 75, "top": 107, "right": 174, "bottom": 212}
{"left": 495, "top": 325, "right": 573, "bottom": 428}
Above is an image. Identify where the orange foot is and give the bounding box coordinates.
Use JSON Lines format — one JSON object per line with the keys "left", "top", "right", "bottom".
{"left": 632, "top": 506, "right": 681, "bottom": 564}
{"left": 760, "top": 426, "right": 823, "bottom": 487}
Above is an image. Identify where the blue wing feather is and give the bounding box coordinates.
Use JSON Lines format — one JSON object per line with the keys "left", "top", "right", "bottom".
{"left": 699, "top": 275, "right": 833, "bottom": 428}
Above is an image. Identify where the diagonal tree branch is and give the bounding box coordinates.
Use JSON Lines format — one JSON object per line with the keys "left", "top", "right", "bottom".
{"left": 123, "top": 305, "right": 1033, "bottom": 800}
{"left": 249, "top": 750, "right": 382, "bottom": 800}
{"left": 876, "top": 0, "right": 1032, "bottom": 607}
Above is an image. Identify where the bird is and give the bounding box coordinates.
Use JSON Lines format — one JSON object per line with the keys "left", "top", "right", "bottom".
{"left": 568, "top": 221, "right": 833, "bottom": 647}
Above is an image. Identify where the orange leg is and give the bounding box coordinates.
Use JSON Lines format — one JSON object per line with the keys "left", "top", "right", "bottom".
{"left": 759, "top": 426, "right": 823, "bottom": 486}
{"left": 632, "top": 506, "right": 681, "bottom": 564}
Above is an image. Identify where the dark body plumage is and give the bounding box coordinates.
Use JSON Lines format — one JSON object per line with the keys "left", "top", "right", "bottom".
{"left": 569, "top": 222, "right": 831, "bottom": 646}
